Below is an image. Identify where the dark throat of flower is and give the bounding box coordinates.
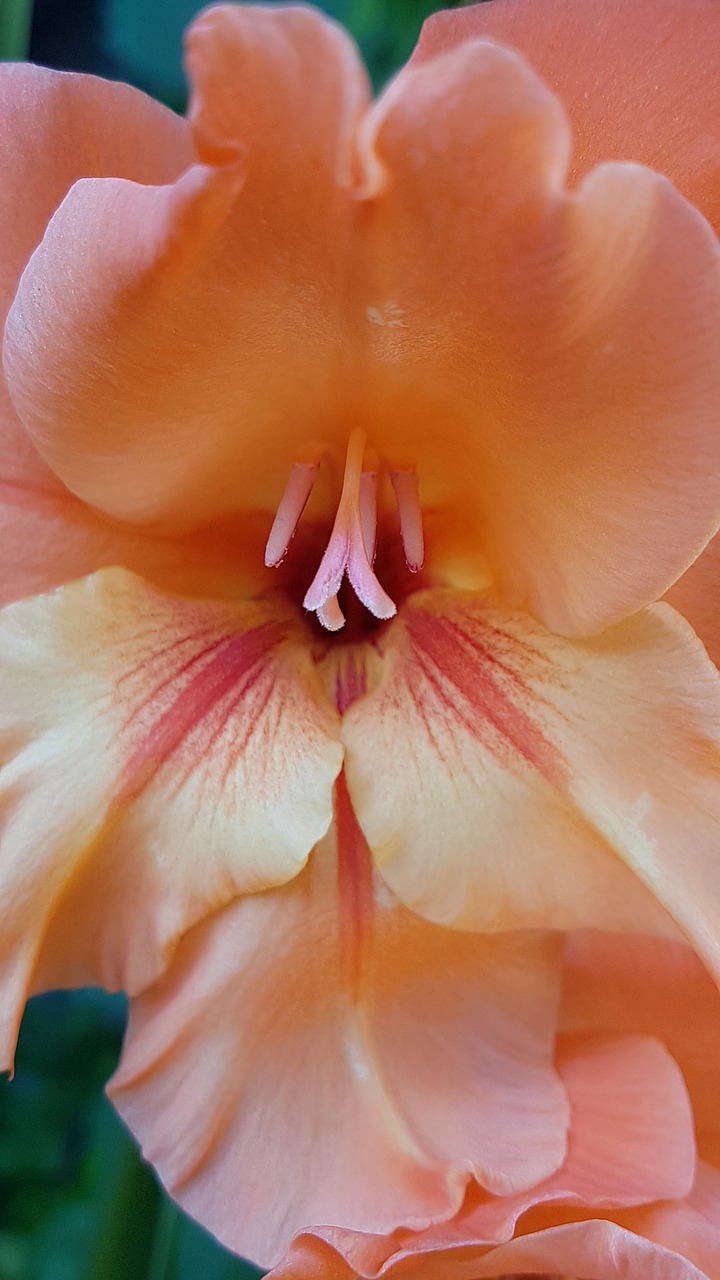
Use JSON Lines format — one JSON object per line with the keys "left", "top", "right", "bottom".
{"left": 264, "top": 429, "right": 424, "bottom": 633}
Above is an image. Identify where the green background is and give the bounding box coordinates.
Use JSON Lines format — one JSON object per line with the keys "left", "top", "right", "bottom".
{"left": 0, "top": 0, "right": 468, "bottom": 1276}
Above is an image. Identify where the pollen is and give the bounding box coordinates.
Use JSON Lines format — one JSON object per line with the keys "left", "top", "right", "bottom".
{"left": 265, "top": 431, "right": 425, "bottom": 632}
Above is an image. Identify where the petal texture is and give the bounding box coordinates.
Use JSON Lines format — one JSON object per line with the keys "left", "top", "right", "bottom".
{"left": 3, "top": 5, "right": 371, "bottom": 529}
{"left": 0, "top": 569, "right": 342, "bottom": 1065}
{"left": 111, "top": 799, "right": 567, "bottom": 1268}
{"left": 342, "top": 590, "right": 720, "bottom": 974}
{"left": 355, "top": 40, "right": 720, "bottom": 634}
{"left": 0, "top": 63, "right": 193, "bottom": 598}
{"left": 562, "top": 931, "right": 720, "bottom": 1166}
{"left": 415, "top": 0, "right": 720, "bottom": 232}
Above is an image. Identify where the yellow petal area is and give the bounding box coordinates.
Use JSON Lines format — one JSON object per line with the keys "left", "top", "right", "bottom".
{"left": 341, "top": 590, "right": 720, "bottom": 977}
{"left": 0, "top": 568, "right": 342, "bottom": 1068}
{"left": 110, "top": 806, "right": 567, "bottom": 1268}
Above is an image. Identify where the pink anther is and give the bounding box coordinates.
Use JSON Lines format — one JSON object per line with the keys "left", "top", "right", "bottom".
{"left": 264, "top": 460, "right": 320, "bottom": 567}
{"left": 390, "top": 468, "right": 424, "bottom": 571}
{"left": 304, "top": 430, "right": 396, "bottom": 630}
{"left": 317, "top": 595, "right": 345, "bottom": 632}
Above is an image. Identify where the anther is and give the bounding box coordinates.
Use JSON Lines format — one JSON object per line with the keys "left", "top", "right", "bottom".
{"left": 264, "top": 460, "right": 320, "bottom": 567}
{"left": 390, "top": 468, "right": 424, "bottom": 571}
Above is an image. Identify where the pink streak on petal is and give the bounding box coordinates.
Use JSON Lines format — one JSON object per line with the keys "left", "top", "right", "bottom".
{"left": 408, "top": 607, "right": 565, "bottom": 781}
{"left": 264, "top": 461, "right": 320, "bottom": 567}
{"left": 391, "top": 468, "right": 425, "bottom": 571}
{"left": 118, "top": 622, "right": 284, "bottom": 801}
{"left": 335, "top": 650, "right": 368, "bottom": 714}
{"left": 335, "top": 769, "right": 375, "bottom": 997}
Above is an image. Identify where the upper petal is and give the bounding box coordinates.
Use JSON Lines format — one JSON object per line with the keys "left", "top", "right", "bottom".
{"left": 414, "top": 0, "right": 720, "bottom": 233}
{"left": 0, "top": 569, "right": 342, "bottom": 1067}
{"left": 356, "top": 41, "right": 720, "bottom": 634}
{"left": 342, "top": 590, "right": 720, "bottom": 977}
{"left": 0, "top": 63, "right": 194, "bottom": 599}
{"left": 110, "top": 801, "right": 566, "bottom": 1268}
{"left": 3, "top": 6, "right": 371, "bottom": 529}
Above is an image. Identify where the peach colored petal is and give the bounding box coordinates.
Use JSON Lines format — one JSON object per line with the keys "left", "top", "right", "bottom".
{"left": 342, "top": 590, "right": 720, "bottom": 974}
{"left": 456, "top": 1034, "right": 696, "bottom": 1244}
{"left": 0, "top": 568, "right": 342, "bottom": 1068}
{"left": 414, "top": 0, "right": 720, "bottom": 233}
{"left": 618, "top": 1162, "right": 720, "bottom": 1280}
{"left": 355, "top": 40, "right": 720, "bottom": 634}
{"left": 0, "top": 63, "right": 193, "bottom": 596}
{"left": 110, "top": 810, "right": 567, "bottom": 1268}
{"left": 665, "top": 532, "right": 720, "bottom": 669}
{"left": 561, "top": 931, "right": 720, "bottom": 1167}
{"left": 269, "top": 1219, "right": 711, "bottom": 1280}
{"left": 3, "top": 6, "right": 371, "bottom": 529}
{"left": 332, "top": 1033, "right": 696, "bottom": 1266}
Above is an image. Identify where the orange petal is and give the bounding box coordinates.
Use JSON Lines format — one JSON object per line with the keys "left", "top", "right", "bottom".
{"left": 342, "top": 590, "right": 720, "bottom": 974}
{"left": 269, "top": 1217, "right": 710, "bottom": 1280}
{"left": 356, "top": 40, "right": 720, "bottom": 634}
{"left": 110, "top": 815, "right": 567, "bottom": 1268}
{"left": 0, "top": 569, "right": 342, "bottom": 1068}
{"left": 619, "top": 1162, "right": 720, "bottom": 1280}
{"left": 561, "top": 931, "right": 720, "bottom": 1168}
{"left": 414, "top": 0, "right": 720, "bottom": 233}
{"left": 3, "top": 6, "right": 371, "bottom": 529}
{"left": 0, "top": 63, "right": 193, "bottom": 600}
{"left": 455, "top": 1034, "right": 696, "bottom": 1243}
{"left": 664, "top": 532, "right": 720, "bottom": 669}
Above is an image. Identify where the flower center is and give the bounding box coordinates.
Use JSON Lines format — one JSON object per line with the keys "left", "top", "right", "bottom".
{"left": 265, "top": 430, "right": 424, "bottom": 631}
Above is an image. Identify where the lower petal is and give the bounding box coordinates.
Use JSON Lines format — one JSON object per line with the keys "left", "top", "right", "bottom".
{"left": 342, "top": 590, "right": 720, "bottom": 970}
{"left": 0, "top": 569, "right": 341, "bottom": 1066}
{"left": 110, "top": 794, "right": 567, "bottom": 1268}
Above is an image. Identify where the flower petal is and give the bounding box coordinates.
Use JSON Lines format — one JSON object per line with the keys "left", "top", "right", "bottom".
{"left": 269, "top": 1218, "right": 710, "bottom": 1280}
{"left": 342, "top": 591, "right": 720, "bottom": 974}
{"left": 356, "top": 40, "right": 720, "bottom": 634}
{"left": 0, "top": 63, "right": 194, "bottom": 599}
{"left": 561, "top": 931, "right": 720, "bottom": 1166}
{"left": 3, "top": 6, "right": 371, "bottom": 529}
{"left": 414, "top": 0, "right": 720, "bottom": 233}
{"left": 665, "top": 532, "right": 720, "bottom": 668}
{"left": 110, "top": 807, "right": 566, "bottom": 1268}
{"left": 0, "top": 569, "right": 342, "bottom": 1066}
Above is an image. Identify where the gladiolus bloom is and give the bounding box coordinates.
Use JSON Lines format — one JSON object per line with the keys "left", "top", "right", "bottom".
{"left": 2, "top": 0, "right": 720, "bottom": 1268}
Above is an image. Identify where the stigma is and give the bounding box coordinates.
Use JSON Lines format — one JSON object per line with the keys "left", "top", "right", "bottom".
{"left": 265, "top": 430, "right": 424, "bottom": 632}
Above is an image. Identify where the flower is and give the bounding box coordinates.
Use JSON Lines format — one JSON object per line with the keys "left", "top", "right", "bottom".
{"left": 266, "top": 929, "right": 720, "bottom": 1280}
{"left": 2, "top": 0, "right": 720, "bottom": 1267}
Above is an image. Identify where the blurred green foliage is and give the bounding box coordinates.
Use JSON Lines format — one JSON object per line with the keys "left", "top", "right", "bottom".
{"left": 0, "top": 0, "right": 472, "bottom": 1276}
{"left": 106, "top": 0, "right": 466, "bottom": 105}
{"left": 0, "top": 991, "right": 263, "bottom": 1279}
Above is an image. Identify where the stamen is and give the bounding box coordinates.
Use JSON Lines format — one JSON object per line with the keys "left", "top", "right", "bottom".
{"left": 304, "top": 430, "right": 396, "bottom": 629}
{"left": 264, "top": 460, "right": 320, "bottom": 567}
{"left": 317, "top": 595, "right": 345, "bottom": 632}
{"left": 358, "top": 469, "right": 378, "bottom": 563}
{"left": 390, "top": 468, "right": 424, "bottom": 571}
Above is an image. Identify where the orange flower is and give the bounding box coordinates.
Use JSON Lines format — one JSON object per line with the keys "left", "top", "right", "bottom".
{"left": 1, "top": 0, "right": 720, "bottom": 1266}
{"left": 267, "top": 930, "right": 720, "bottom": 1279}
